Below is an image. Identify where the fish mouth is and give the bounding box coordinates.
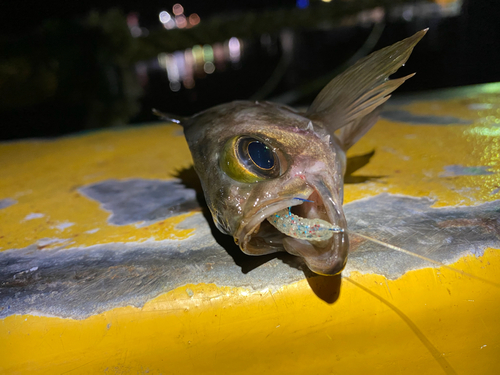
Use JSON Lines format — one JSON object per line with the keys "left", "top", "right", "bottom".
{"left": 235, "top": 179, "right": 349, "bottom": 276}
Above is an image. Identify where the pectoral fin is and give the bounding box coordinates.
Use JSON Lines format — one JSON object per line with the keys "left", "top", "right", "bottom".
{"left": 306, "top": 29, "right": 427, "bottom": 150}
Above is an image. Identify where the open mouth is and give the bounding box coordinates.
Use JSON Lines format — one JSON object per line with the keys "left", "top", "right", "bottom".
{"left": 236, "top": 184, "right": 349, "bottom": 275}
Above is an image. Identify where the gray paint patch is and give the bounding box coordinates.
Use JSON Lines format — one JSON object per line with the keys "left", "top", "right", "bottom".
{"left": 1, "top": 194, "right": 499, "bottom": 319}
{"left": 344, "top": 194, "right": 500, "bottom": 277}
{"left": 0, "top": 213, "right": 305, "bottom": 319}
{"left": 381, "top": 109, "right": 472, "bottom": 125}
{"left": 440, "top": 164, "right": 494, "bottom": 177}
{"left": 0, "top": 198, "right": 16, "bottom": 210}
{"left": 79, "top": 179, "right": 198, "bottom": 225}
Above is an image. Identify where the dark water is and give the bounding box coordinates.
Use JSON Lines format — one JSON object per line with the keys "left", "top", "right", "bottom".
{"left": 1, "top": 0, "right": 499, "bottom": 140}
{"left": 133, "top": 5, "right": 500, "bottom": 121}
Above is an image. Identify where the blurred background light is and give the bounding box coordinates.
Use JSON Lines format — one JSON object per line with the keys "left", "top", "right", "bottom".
{"left": 296, "top": 0, "right": 309, "bottom": 10}
{"left": 173, "top": 4, "right": 184, "bottom": 16}
{"left": 159, "top": 11, "right": 171, "bottom": 24}
{"left": 188, "top": 13, "right": 200, "bottom": 26}
{"left": 175, "top": 15, "right": 187, "bottom": 29}
{"left": 228, "top": 37, "right": 241, "bottom": 63}
{"left": 2, "top": 0, "right": 500, "bottom": 140}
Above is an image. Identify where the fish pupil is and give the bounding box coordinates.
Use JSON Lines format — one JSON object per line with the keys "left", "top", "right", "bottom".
{"left": 247, "top": 141, "right": 274, "bottom": 170}
{"left": 233, "top": 136, "right": 280, "bottom": 180}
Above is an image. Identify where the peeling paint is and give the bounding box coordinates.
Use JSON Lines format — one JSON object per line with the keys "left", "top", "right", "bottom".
{"left": 79, "top": 178, "right": 198, "bottom": 226}
{"left": 0, "top": 198, "right": 16, "bottom": 210}
{"left": 344, "top": 194, "right": 500, "bottom": 275}
{"left": 52, "top": 221, "right": 75, "bottom": 231}
{"left": 440, "top": 164, "right": 494, "bottom": 177}
{"left": 1, "top": 194, "right": 498, "bottom": 320}
{"left": 22, "top": 213, "right": 45, "bottom": 221}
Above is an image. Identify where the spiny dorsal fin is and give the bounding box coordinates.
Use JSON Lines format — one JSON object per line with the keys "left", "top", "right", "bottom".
{"left": 306, "top": 29, "right": 427, "bottom": 150}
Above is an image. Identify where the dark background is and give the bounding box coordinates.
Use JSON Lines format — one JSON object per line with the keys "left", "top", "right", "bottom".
{"left": 1, "top": 0, "right": 499, "bottom": 140}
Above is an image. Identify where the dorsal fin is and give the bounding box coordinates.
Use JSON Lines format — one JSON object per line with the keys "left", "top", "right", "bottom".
{"left": 306, "top": 29, "right": 427, "bottom": 150}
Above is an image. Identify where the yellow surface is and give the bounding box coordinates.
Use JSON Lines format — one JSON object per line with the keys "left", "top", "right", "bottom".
{"left": 1, "top": 86, "right": 500, "bottom": 373}
{"left": 345, "top": 90, "right": 500, "bottom": 206}
{"left": 0, "top": 126, "right": 195, "bottom": 251}
{"left": 1, "top": 250, "right": 499, "bottom": 374}
{"left": 1, "top": 90, "right": 499, "bottom": 251}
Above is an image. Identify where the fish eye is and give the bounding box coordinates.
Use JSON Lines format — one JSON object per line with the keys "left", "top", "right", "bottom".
{"left": 220, "top": 136, "right": 282, "bottom": 183}
{"left": 238, "top": 138, "right": 279, "bottom": 175}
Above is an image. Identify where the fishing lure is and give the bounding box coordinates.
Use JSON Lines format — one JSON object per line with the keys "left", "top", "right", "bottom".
{"left": 267, "top": 198, "right": 344, "bottom": 242}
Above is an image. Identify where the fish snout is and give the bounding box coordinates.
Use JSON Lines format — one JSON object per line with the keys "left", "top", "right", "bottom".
{"left": 296, "top": 176, "right": 349, "bottom": 275}
{"left": 237, "top": 174, "right": 350, "bottom": 275}
{"left": 283, "top": 232, "right": 349, "bottom": 276}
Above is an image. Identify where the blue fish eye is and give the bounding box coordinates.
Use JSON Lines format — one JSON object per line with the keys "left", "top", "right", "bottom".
{"left": 236, "top": 137, "right": 280, "bottom": 179}
{"left": 247, "top": 141, "right": 274, "bottom": 170}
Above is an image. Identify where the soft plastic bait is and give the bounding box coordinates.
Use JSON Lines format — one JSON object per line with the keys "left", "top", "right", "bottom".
{"left": 267, "top": 208, "right": 343, "bottom": 241}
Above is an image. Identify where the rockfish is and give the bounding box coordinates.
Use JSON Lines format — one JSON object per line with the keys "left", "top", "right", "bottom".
{"left": 158, "top": 30, "right": 427, "bottom": 275}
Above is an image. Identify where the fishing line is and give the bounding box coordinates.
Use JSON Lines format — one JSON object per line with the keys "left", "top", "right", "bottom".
{"left": 266, "top": 199, "right": 498, "bottom": 288}
{"left": 351, "top": 232, "right": 500, "bottom": 288}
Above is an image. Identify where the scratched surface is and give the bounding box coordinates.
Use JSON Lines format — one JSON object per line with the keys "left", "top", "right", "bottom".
{"left": 1, "top": 192, "right": 499, "bottom": 319}
{"left": 1, "top": 83, "right": 500, "bottom": 374}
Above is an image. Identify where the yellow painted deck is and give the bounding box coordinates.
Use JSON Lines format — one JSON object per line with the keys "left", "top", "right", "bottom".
{"left": 1, "top": 83, "right": 499, "bottom": 374}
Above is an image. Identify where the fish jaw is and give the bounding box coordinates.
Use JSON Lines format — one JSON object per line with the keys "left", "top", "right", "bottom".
{"left": 235, "top": 174, "right": 349, "bottom": 276}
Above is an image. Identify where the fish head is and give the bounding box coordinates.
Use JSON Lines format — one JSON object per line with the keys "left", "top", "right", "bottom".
{"left": 183, "top": 101, "right": 349, "bottom": 275}
{"left": 166, "top": 29, "right": 427, "bottom": 275}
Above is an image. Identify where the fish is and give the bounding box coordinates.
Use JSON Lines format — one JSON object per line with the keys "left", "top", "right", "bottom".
{"left": 155, "top": 29, "right": 427, "bottom": 276}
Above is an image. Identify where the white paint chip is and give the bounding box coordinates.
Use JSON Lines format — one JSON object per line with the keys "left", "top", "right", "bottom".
{"left": 53, "top": 222, "right": 75, "bottom": 231}
{"left": 23, "top": 213, "right": 45, "bottom": 221}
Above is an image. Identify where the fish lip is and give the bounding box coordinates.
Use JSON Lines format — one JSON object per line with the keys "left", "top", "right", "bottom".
{"left": 235, "top": 178, "right": 349, "bottom": 275}
{"left": 235, "top": 196, "right": 310, "bottom": 253}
